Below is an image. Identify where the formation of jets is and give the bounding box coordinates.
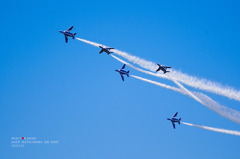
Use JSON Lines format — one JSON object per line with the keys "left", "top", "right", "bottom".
{"left": 167, "top": 112, "right": 181, "bottom": 129}
{"left": 59, "top": 26, "right": 181, "bottom": 129}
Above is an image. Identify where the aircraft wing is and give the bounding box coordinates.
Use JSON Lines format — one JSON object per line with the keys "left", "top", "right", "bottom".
{"left": 107, "top": 48, "right": 114, "bottom": 50}
{"left": 121, "top": 64, "right": 126, "bottom": 70}
{"left": 163, "top": 66, "right": 171, "bottom": 68}
{"left": 156, "top": 68, "right": 161, "bottom": 72}
{"left": 173, "top": 112, "right": 178, "bottom": 117}
{"left": 172, "top": 122, "right": 175, "bottom": 129}
{"left": 67, "top": 26, "right": 74, "bottom": 32}
{"left": 65, "top": 36, "right": 68, "bottom": 43}
{"left": 121, "top": 75, "right": 124, "bottom": 81}
{"left": 99, "top": 49, "right": 103, "bottom": 54}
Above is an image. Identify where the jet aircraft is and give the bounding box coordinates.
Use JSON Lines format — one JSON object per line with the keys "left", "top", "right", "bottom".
{"left": 167, "top": 112, "right": 181, "bottom": 129}
{"left": 115, "top": 64, "right": 129, "bottom": 81}
{"left": 99, "top": 46, "right": 114, "bottom": 55}
{"left": 156, "top": 63, "right": 171, "bottom": 74}
{"left": 59, "top": 26, "right": 77, "bottom": 43}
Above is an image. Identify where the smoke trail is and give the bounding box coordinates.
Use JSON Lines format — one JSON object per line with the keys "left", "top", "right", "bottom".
{"left": 133, "top": 73, "right": 205, "bottom": 117}
{"left": 170, "top": 70, "right": 240, "bottom": 102}
{"left": 76, "top": 38, "right": 102, "bottom": 47}
{"left": 131, "top": 75, "right": 184, "bottom": 94}
{"left": 194, "top": 92, "right": 240, "bottom": 124}
{"left": 166, "top": 74, "right": 205, "bottom": 105}
{"left": 76, "top": 38, "right": 240, "bottom": 124}
{"left": 76, "top": 38, "right": 240, "bottom": 102}
{"left": 113, "top": 54, "right": 235, "bottom": 120}
{"left": 111, "top": 49, "right": 240, "bottom": 102}
{"left": 131, "top": 75, "right": 240, "bottom": 124}
{"left": 111, "top": 54, "right": 167, "bottom": 79}
{"left": 182, "top": 122, "right": 240, "bottom": 136}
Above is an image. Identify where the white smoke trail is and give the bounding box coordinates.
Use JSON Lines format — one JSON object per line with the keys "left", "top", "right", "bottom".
{"left": 182, "top": 122, "right": 240, "bottom": 136}
{"left": 194, "top": 92, "right": 240, "bottom": 124}
{"left": 76, "top": 38, "right": 240, "bottom": 102}
{"left": 76, "top": 38, "right": 102, "bottom": 47}
{"left": 131, "top": 75, "right": 240, "bottom": 124}
{"left": 131, "top": 75, "right": 184, "bottom": 94}
{"left": 111, "top": 54, "right": 167, "bottom": 79}
{"left": 112, "top": 49, "right": 240, "bottom": 102}
{"left": 166, "top": 74, "right": 205, "bottom": 105}
{"left": 112, "top": 54, "right": 236, "bottom": 120}
{"left": 76, "top": 38, "right": 240, "bottom": 124}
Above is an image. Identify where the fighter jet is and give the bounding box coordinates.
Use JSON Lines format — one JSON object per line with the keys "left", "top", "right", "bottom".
{"left": 59, "top": 26, "right": 77, "bottom": 43}
{"left": 115, "top": 64, "right": 129, "bottom": 81}
{"left": 99, "top": 46, "right": 114, "bottom": 55}
{"left": 167, "top": 112, "right": 181, "bottom": 129}
{"left": 156, "top": 63, "right": 171, "bottom": 74}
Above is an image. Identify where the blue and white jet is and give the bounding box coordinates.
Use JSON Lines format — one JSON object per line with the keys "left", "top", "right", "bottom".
{"left": 167, "top": 112, "right": 181, "bottom": 129}
{"left": 115, "top": 64, "right": 129, "bottom": 81}
{"left": 59, "top": 26, "right": 77, "bottom": 43}
{"left": 156, "top": 63, "right": 171, "bottom": 74}
{"left": 99, "top": 46, "right": 114, "bottom": 55}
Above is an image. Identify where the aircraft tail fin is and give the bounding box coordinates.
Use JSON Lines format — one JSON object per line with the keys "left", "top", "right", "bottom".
{"left": 127, "top": 71, "right": 129, "bottom": 77}
{"left": 164, "top": 71, "right": 170, "bottom": 74}
{"left": 178, "top": 118, "right": 181, "bottom": 124}
{"left": 73, "top": 33, "right": 77, "bottom": 39}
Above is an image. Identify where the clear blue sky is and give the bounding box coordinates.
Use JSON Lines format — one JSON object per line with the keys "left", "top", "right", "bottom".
{"left": 1, "top": 0, "right": 240, "bottom": 158}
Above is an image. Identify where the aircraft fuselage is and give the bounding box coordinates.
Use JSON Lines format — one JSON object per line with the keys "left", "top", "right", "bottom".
{"left": 158, "top": 66, "right": 167, "bottom": 74}
{"left": 156, "top": 63, "right": 171, "bottom": 74}
{"left": 167, "top": 117, "right": 179, "bottom": 123}
{"left": 167, "top": 112, "right": 181, "bottom": 129}
{"left": 59, "top": 31, "right": 75, "bottom": 38}
{"left": 115, "top": 65, "right": 129, "bottom": 81}
{"left": 115, "top": 69, "right": 128, "bottom": 75}
{"left": 102, "top": 48, "right": 112, "bottom": 54}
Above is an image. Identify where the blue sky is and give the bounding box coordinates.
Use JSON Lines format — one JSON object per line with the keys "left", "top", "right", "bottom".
{"left": 1, "top": 0, "right": 240, "bottom": 158}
